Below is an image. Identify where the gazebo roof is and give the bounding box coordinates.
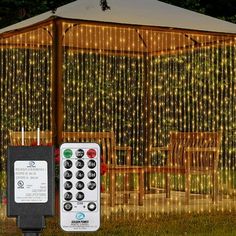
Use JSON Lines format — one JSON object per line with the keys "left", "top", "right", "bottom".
{"left": 0, "top": 0, "right": 236, "bottom": 35}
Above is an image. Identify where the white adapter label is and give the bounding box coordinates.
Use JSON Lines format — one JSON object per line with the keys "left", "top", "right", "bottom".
{"left": 14, "top": 161, "right": 48, "bottom": 203}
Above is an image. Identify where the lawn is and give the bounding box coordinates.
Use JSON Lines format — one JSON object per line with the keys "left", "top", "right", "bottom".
{"left": 1, "top": 168, "right": 236, "bottom": 235}
{"left": 1, "top": 210, "right": 236, "bottom": 235}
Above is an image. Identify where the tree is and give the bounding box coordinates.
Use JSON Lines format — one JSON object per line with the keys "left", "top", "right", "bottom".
{"left": 0, "top": 0, "right": 74, "bottom": 28}
{"left": 162, "top": 0, "right": 205, "bottom": 13}
{"left": 0, "top": 0, "right": 111, "bottom": 29}
{"left": 0, "top": 0, "right": 235, "bottom": 29}
{"left": 162, "top": 0, "right": 236, "bottom": 23}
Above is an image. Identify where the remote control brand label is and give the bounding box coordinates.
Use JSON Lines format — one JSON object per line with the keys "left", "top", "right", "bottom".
{"left": 14, "top": 161, "right": 48, "bottom": 203}
{"left": 76, "top": 212, "right": 85, "bottom": 220}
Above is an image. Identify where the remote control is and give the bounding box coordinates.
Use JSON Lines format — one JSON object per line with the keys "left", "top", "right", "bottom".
{"left": 60, "top": 143, "right": 100, "bottom": 232}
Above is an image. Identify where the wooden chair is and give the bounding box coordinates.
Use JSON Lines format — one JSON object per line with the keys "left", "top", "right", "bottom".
{"left": 63, "top": 131, "right": 144, "bottom": 207}
{"left": 9, "top": 130, "right": 53, "bottom": 146}
{"left": 148, "top": 131, "right": 221, "bottom": 204}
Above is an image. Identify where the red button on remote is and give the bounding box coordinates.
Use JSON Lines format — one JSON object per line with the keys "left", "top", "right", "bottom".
{"left": 87, "top": 149, "right": 96, "bottom": 158}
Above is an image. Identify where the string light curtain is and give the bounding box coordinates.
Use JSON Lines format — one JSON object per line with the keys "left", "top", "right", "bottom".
{"left": 0, "top": 26, "right": 53, "bottom": 170}
{"left": 0, "top": 18, "right": 235, "bottom": 220}
{"left": 63, "top": 24, "right": 147, "bottom": 164}
{"left": 150, "top": 35, "right": 236, "bottom": 213}
{"left": 62, "top": 23, "right": 236, "bottom": 214}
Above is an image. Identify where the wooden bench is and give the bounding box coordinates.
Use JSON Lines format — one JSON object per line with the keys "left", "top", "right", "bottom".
{"left": 9, "top": 130, "right": 53, "bottom": 146}
{"left": 63, "top": 131, "right": 144, "bottom": 207}
{"left": 148, "top": 131, "right": 221, "bottom": 203}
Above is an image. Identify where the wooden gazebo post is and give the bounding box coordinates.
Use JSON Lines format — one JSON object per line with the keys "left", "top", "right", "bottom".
{"left": 143, "top": 51, "right": 152, "bottom": 192}
{"left": 136, "top": 28, "right": 152, "bottom": 191}
{"left": 52, "top": 18, "right": 63, "bottom": 146}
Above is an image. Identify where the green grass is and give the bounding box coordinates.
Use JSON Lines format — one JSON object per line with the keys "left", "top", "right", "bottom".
{"left": 1, "top": 211, "right": 236, "bottom": 235}
{"left": 1, "top": 168, "right": 236, "bottom": 235}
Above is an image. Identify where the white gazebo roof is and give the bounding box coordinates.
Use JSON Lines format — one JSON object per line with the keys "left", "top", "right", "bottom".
{"left": 0, "top": 0, "right": 236, "bottom": 35}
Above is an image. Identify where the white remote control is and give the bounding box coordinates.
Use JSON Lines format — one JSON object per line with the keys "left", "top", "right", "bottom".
{"left": 60, "top": 143, "right": 100, "bottom": 232}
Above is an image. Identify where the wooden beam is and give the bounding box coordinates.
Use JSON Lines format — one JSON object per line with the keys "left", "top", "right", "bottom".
{"left": 58, "top": 17, "right": 236, "bottom": 38}
{"left": 0, "top": 18, "right": 54, "bottom": 39}
{"left": 0, "top": 44, "right": 51, "bottom": 50}
{"left": 0, "top": 37, "right": 234, "bottom": 57}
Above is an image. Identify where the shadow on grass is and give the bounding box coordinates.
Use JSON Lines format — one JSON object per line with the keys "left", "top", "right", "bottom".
{"left": 1, "top": 210, "right": 236, "bottom": 236}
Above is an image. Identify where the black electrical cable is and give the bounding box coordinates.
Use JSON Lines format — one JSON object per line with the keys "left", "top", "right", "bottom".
{"left": 23, "top": 231, "right": 40, "bottom": 236}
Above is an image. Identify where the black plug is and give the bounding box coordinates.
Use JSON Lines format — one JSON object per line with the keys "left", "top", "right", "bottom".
{"left": 7, "top": 146, "right": 55, "bottom": 236}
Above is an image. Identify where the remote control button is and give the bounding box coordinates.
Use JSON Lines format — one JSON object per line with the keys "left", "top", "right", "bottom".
{"left": 87, "top": 149, "right": 96, "bottom": 158}
{"left": 64, "top": 202, "right": 73, "bottom": 211}
{"left": 63, "top": 149, "right": 73, "bottom": 158}
{"left": 64, "top": 181, "right": 73, "bottom": 190}
{"left": 76, "top": 181, "right": 85, "bottom": 190}
{"left": 75, "top": 149, "right": 84, "bottom": 158}
{"left": 76, "top": 170, "right": 84, "bottom": 179}
{"left": 64, "top": 192, "right": 73, "bottom": 201}
{"left": 87, "top": 202, "right": 96, "bottom": 211}
{"left": 76, "top": 192, "right": 85, "bottom": 201}
{"left": 64, "top": 160, "right": 72, "bottom": 169}
{"left": 76, "top": 160, "right": 84, "bottom": 169}
{"left": 64, "top": 170, "right": 72, "bottom": 179}
{"left": 87, "top": 160, "right": 96, "bottom": 169}
{"left": 87, "top": 181, "right": 96, "bottom": 190}
{"left": 87, "top": 170, "right": 96, "bottom": 179}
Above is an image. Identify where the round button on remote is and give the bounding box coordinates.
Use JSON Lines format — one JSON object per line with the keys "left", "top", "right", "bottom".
{"left": 75, "top": 149, "right": 84, "bottom": 158}
{"left": 64, "top": 202, "right": 73, "bottom": 211}
{"left": 87, "top": 181, "right": 96, "bottom": 190}
{"left": 76, "top": 181, "right": 85, "bottom": 190}
{"left": 76, "top": 170, "right": 84, "bottom": 179}
{"left": 63, "top": 149, "right": 72, "bottom": 158}
{"left": 87, "top": 149, "right": 96, "bottom": 158}
{"left": 64, "top": 181, "right": 73, "bottom": 190}
{"left": 64, "top": 160, "right": 72, "bottom": 169}
{"left": 64, "top": 170, "right": 72, "bottom": 179}
{"left": 76, "top": 192, "right": 85, "bottom": 201}
{"left": 87, "top": 170, "right": 96, "bottom": 179}
{"left": 88, "top": 202, "right": 96, "bottom": 211}
{"left": 64, "top": 192, "right": 72, "bottom": 201}
{"left": 76, "top": 160, "right": 84, "bottom": 169}
{"left": 87, "top": 160, "right": 96, "bottom": 169}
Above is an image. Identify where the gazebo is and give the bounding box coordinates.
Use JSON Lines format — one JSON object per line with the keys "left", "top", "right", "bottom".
{"left": 0, "top": 0, "right": 236, "bottom": 214}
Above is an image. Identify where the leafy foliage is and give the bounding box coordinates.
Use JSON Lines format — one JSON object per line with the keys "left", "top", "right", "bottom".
{"left": 0, "top": 0, "right": 74, "bottom": 28}
{"left": 0, "top": 0, "right": 111, "bottom": 29}
{"left": 162, "top": 0, "right": 236, "bottom": 23}
{"left": 162, "top": 0, "right": 205, "bottom": 13}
